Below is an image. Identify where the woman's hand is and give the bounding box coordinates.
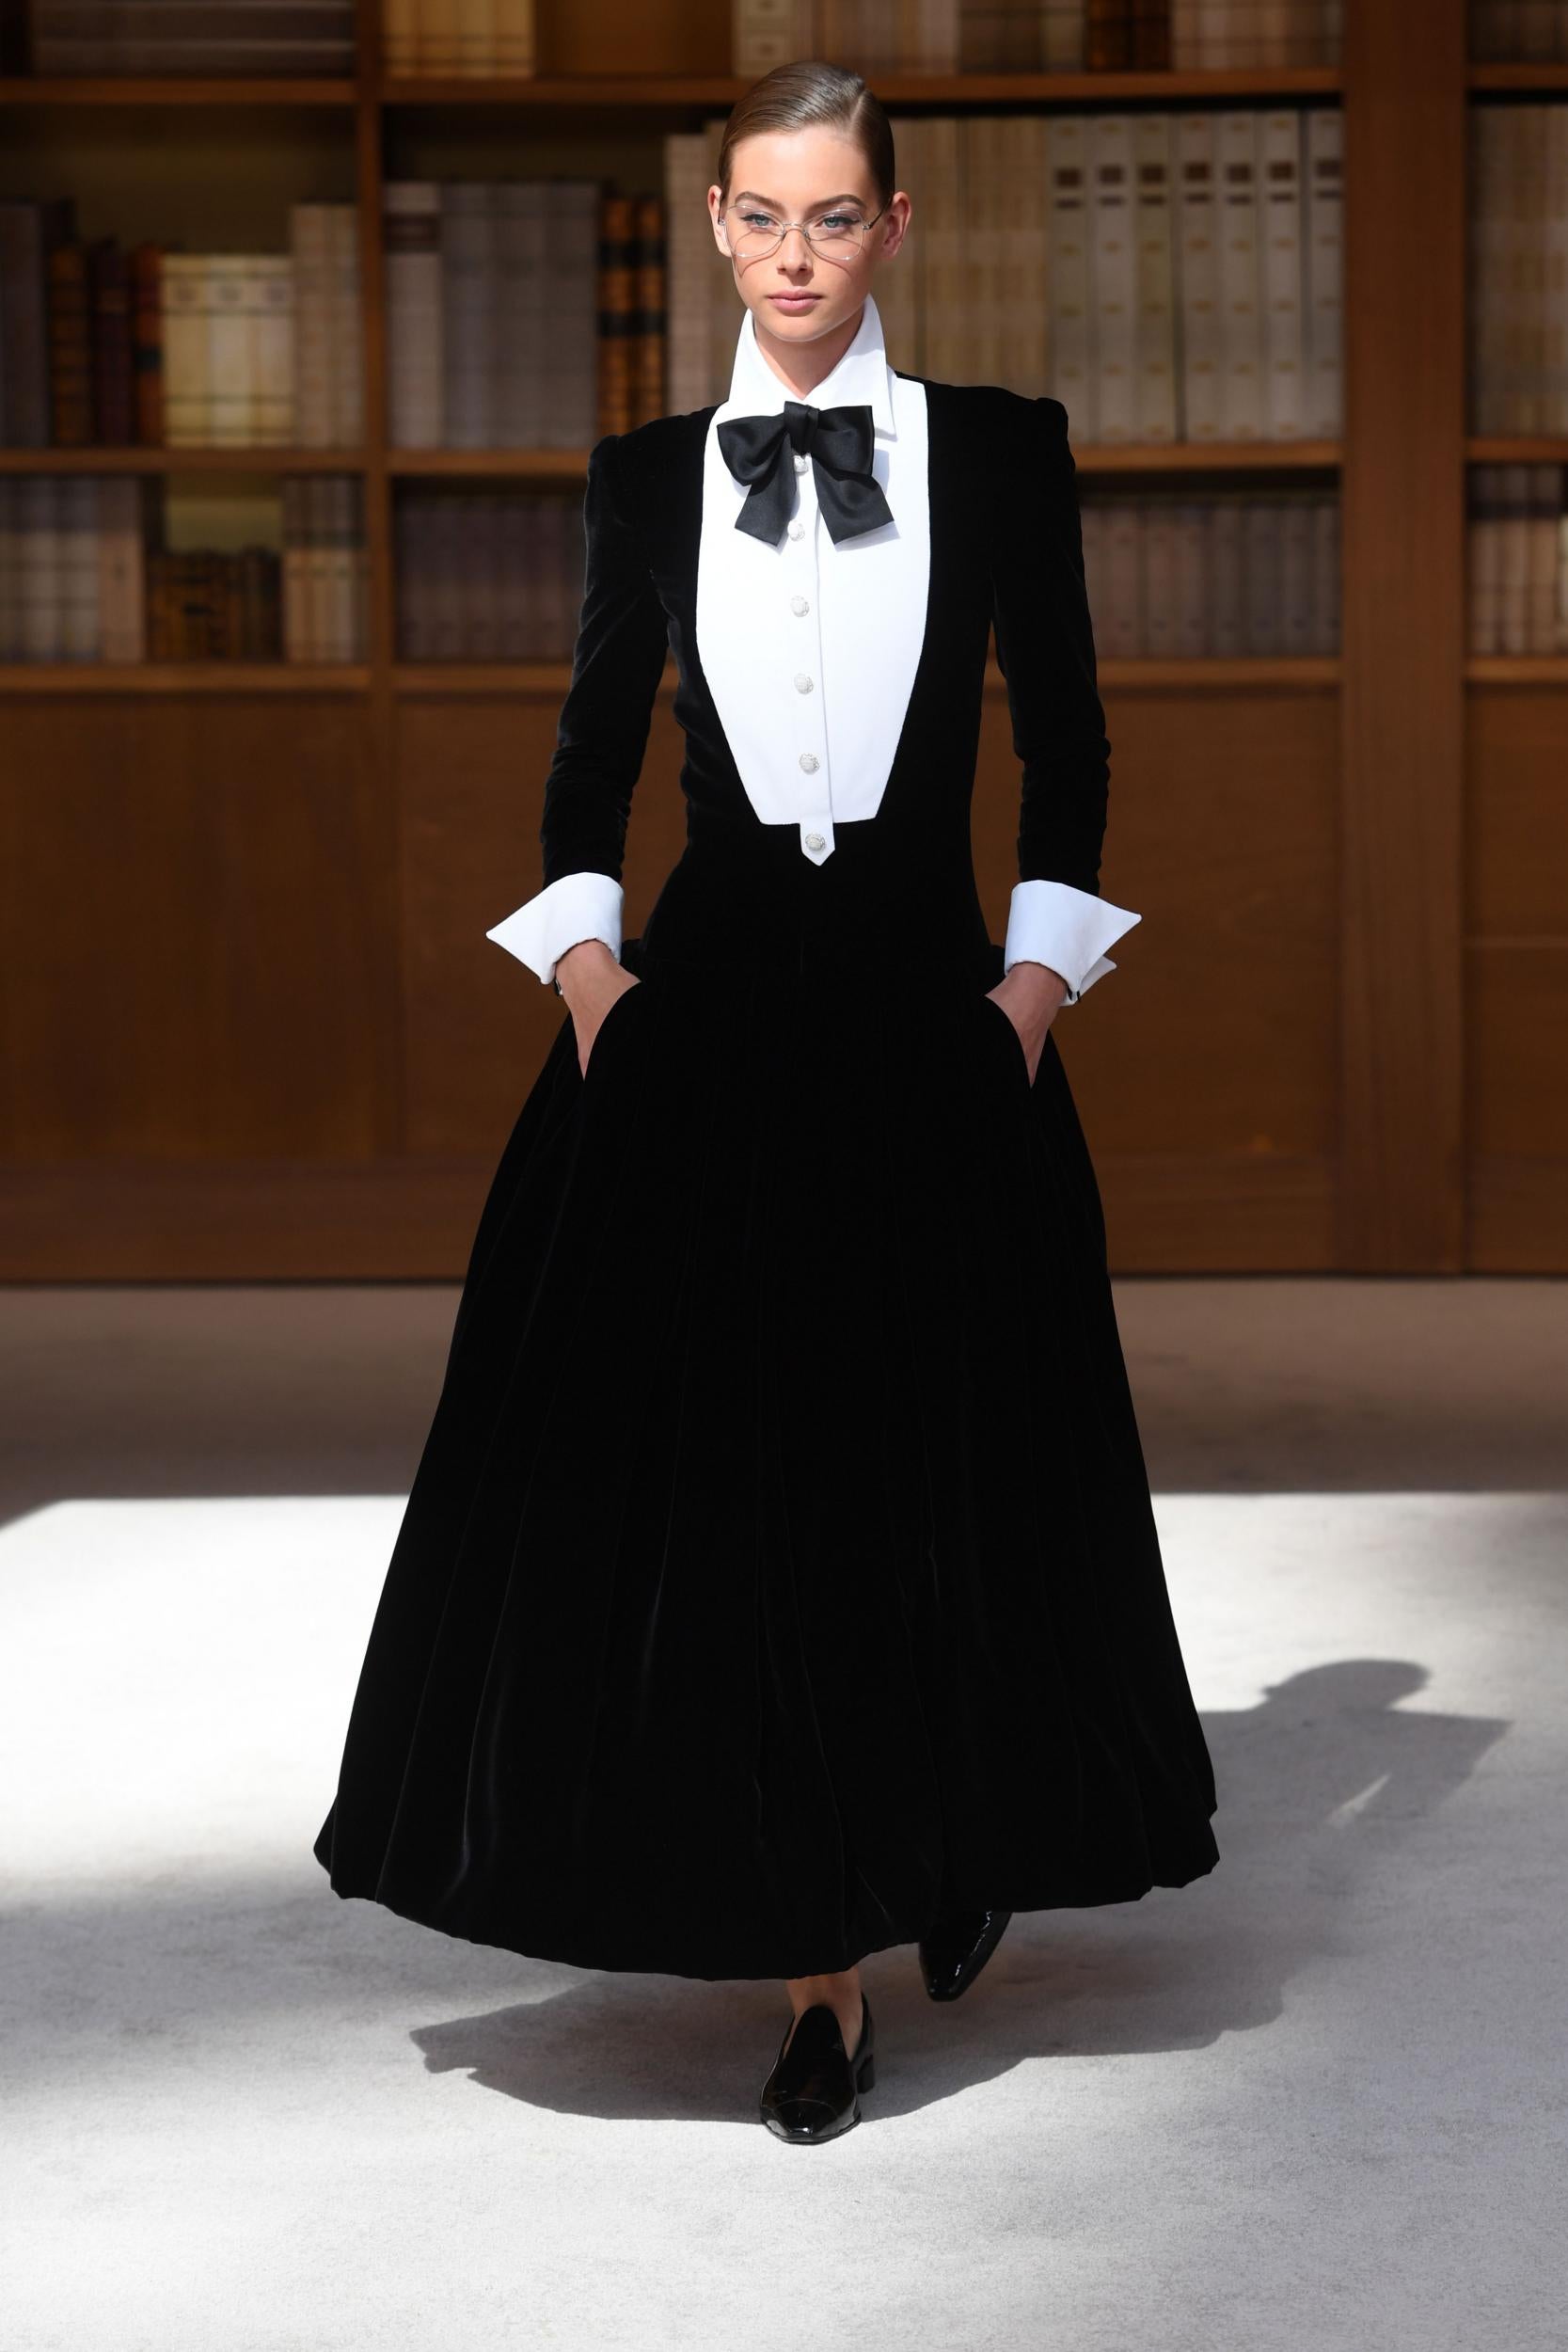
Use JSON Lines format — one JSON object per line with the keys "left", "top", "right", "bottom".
{"left": 555, "top": 938, "right": 641, "bottom": 1078}
{"left": 985, "top": 960, "right": 1070, "bottom": 1086}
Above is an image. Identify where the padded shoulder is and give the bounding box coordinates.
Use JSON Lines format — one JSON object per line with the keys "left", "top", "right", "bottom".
{"left": 597, "top": 405, "right": 713, "bottom": 516}
{"left": 613, "top": 405, "right": 716, "bottom": 468}
{"left": 912, "top": 376, "right": 1070, "bottom": 440}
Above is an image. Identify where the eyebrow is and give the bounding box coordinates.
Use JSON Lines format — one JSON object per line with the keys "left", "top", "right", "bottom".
{"left": 731, "top": 189, "right": 870, "bottom": 208}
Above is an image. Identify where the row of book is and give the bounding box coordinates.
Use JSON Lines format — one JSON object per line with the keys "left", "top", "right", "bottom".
{"left": 382, "top": 0, "right": 536, "bottom": 75}
{"left": 26, "top": 95, "right": 1568, "bottom": 454}
{"left": 0, "top": 475, "right": 368, "bottom": 662}
{"left": 1469, "top": 465, "right": 1568, "bottom": 656}
{"left": 1470, "top": 3, "right": 1568, "bottom": 59}
{"left": 1468, "top": 107, "right": 1568, "bottom": 436}
{"left": 8, "top": 467, "right": 1566, "bottom": 666}
{"left": 5, "top": 0, "right": 1344, "bottom": 81}
{"left": 0, "top": 200, "right": 363, "bottom": 450}
{"left": 672, "top": 106, "right": 1344, "bottom": 441}
{"left": 4, "top": 1, "right": 357, "bottom": 75}
{"left": 6, "top": 0, "right": 1568, "bottom": 85}
{"left": 396, "top": 489, "right": 583, "bottom": 660}
{"left": 1080, "top": 489, "right": 1338, "bottom": 658}
{"left": 384, "top": 183, "right": 657, "bottom": 448}
{"left": 736, "top": 0, "right": 1343, "bottom": 75}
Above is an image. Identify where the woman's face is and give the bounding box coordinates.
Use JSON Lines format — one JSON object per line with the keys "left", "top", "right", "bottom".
{"left": 708, "top": 126, "right": 908, "bottom": 358}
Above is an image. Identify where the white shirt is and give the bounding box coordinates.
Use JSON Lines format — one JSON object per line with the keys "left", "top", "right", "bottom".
{"left": 486, "top": 293, "right": 1140, "bottom": 1002}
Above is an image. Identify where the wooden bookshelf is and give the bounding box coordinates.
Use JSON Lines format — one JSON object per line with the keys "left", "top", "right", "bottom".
{"left": 1, "top": 0, "right": 1563, "bottom": 1278}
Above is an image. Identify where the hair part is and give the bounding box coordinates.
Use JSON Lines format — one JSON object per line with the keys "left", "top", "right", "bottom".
{"left": 716, "top": 59, "right": 895, "bottom": 215}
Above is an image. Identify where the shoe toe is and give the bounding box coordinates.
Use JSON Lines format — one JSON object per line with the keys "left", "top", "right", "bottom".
{"left": 764, "top": 2094, "right": 851, "bottom": 2142}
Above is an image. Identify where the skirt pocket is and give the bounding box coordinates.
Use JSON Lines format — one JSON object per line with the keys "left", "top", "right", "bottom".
{"left": 580, "top": 973, "right": 651, "bottom": 1089}
{"left": 975, "top": 988, "right": 1033, "bottom": 1092}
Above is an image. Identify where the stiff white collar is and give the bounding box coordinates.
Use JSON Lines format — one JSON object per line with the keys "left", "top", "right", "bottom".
{"left": 722, "top": 292, "right": 898, "bottom": 439}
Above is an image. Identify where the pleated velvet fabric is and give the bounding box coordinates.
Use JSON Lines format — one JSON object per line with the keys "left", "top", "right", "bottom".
{"left": 311, "top": 377, "right": 1220, "bottom": 1981}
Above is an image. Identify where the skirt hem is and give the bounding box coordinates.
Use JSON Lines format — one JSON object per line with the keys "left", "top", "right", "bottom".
{"left": 313, "top": 1836, "right": 1222, "bottom": 1985}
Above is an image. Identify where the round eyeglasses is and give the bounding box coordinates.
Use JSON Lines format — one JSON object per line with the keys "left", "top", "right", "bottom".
{"left": 719, "top": 201, "right": 890, "bottom": 267}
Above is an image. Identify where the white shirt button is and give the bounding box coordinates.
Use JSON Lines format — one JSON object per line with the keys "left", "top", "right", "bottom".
{"left": 787, "top": 518, "right": 804, "bottom": 539}
{"left": 794, "top": 673, "right": 814, "bottom": 693}
{"left": 799, "top": 752, "right": 819, "bottom": 772}
{"left": 790, "top": 595, "right": 809, "bottom": 615}
{"left": 804, "top": 831, "right": 825, "bottom": 850}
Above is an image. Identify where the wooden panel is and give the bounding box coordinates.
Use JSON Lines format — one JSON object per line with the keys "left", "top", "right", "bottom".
{"left": 396, "top": 677, "right": 1341, "bottom": 1170}
{"left": 1466, "top": 690, "right": 1568, "bottom": 938}
{"left": 395, "top": 686, "right": 689, "bottom": 1154}
{"left": 975, "top": 683, "right": 1341, "bottom": 1168}
{"left": 1464, "top": 691, "right": 1568, "bottom": 1265}
{"left": 0, "top": 697, "right": 394, "bottom": 1160}
{"left": 1466, "top": 1157, "right": 1568, "bottom": 1273}
{"left": 0, "top": 1156, "right": 489, "bottom": 1280}
{"left": 1339, "top": 0, "right": 1468, "bottom": 1265}
{"left": 1467, "top": 946, "right": 1568, "bottom": 1161}
{"left": 1096, "top": 1152, "right": 1336, "bottom": 1273}
{"left": 0, "top": 1144, "right": 1339, "bottom": 1281}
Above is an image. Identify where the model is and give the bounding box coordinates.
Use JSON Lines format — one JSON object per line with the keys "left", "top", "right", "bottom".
{"left": 312, "top": 57, "right": 1220, "bottom": 2146}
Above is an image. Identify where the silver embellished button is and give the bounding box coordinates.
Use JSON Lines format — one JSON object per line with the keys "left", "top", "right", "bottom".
{"left": 787, "top": 518, "right": 804, "bottom": 539}
{"left": 799, "top": 752, "right": 819, "bottom": 772}
{"left": 794, "top": 672, "right": 814, "bottom": 693}
{"left": 804, "top": 830, "right": 826, "bottom": 850}
{"left": 793, "top": 453, "right": 809, "bottom": 473}
{"left": 790, "top": 594, "right": 809, "bottom": 615}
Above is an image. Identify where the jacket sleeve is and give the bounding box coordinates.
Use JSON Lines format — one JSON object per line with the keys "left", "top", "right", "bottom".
{"left": 485, "top": 431, "right": 670, "bottom": 986}
{"left": 990, "top": 394, "right": 1140, "bottom": 1004}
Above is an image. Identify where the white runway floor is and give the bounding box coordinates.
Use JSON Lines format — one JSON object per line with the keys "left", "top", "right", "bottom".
{"left": 2, "top": 1281, "right": 1564, "bottom": 2351}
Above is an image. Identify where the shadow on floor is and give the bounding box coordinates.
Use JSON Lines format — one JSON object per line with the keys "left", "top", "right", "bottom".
{"left": 407, "top": 1657, "right": 1510, "bottom": 2125}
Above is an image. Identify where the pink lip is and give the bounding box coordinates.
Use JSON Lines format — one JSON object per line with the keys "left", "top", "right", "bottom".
{"left": 768, "top": 294, "right": 821, "bottom": 308}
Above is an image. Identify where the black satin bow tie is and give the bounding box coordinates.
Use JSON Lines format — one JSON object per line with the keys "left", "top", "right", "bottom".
{"left": 716, "top": 399, "right": 895, "bottom": 547}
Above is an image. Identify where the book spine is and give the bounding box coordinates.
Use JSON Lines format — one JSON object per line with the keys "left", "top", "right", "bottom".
{"left": 384, "top": 183, "right": 444, "bottom": 449}
{"left": 1259, "top": 109, "right": 1307, "bottom": 440}
{"left": 253, "top": 257, "right": 296, "bottom": 443}
{"left": 1132, "top": 112, "right": 1178, "bottom": 443}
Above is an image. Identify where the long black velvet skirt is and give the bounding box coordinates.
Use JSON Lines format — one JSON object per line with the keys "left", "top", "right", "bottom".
{"left": 311, "top": 839, "right": 1220, "bottom": 1980}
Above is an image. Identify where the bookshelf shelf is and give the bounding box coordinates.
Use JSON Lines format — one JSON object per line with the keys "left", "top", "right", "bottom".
{"left": 1094, "top": 657, "right": 1340, "bottom": 690}
{"left": 1073, "top": 439, "right": 1340, "bottom": 473}
{"left": 1465, "top": 659, "right": 1568, "bottom": 685}
{"left": 392, "top": 662, "right": 576, "bottom": 693}
{"left": 0, "top": 447, "right": 370, "bottom": 473}
{"left": 384, "top": 450, "right": 593, "bottom": 478}
{"left": 0, "top": 655, "right": 1348, "bottom": 698}
{"left": 0, "top": 663, "right": 372, "bottom": 692}
{"left": 0, "top": 77, "right": 360, "bottom": 106}
{"left": 384, "top": 655, "right": 1342, "bottom": 698}
{"left": 1465, "top": 437, "right": 1568, "bottom": 462}
{"left": 372, "top": 67, "right": 1344, "bottom": 108}
{"left": 0, "top": 68, "right": 1347, "bottom": 116}
{"left": 1466, "top": 64, "right": 1568, "bottom": 92}
{"left": 0, "top": 442, "right": 1347, "bottom": 478}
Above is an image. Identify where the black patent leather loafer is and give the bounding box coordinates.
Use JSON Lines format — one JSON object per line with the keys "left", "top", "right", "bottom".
{"left": 917, "top": 1907, "right": 1012, "bottom": 2001}
{"left": 759, "top": 1994, "right": 876, "bottom": 2143}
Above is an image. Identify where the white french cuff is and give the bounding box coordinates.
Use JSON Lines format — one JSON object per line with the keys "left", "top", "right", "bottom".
{"left": 485, "top": 870, "right": 625, "bottom": 988}
{"left": 1002, "top": 878, "right": 1142, "bottom": 1005}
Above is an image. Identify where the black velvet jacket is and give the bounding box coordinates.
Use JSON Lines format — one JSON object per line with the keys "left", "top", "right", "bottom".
{"left": 535, "top": 379, "right": 1113, "bottom": 981}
